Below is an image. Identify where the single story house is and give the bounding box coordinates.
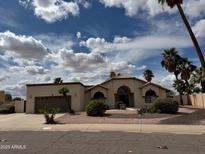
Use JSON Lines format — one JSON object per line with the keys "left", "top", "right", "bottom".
{"left": 26, "top": 76, "right": 170, "bottom": 113}
{"left": 0, "top": 91, "right": 5, "bottom": 104}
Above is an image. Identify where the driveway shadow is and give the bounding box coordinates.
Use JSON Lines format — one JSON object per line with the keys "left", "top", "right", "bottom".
{"left": 159, "top": 109, "right": 205, "bottom": 125}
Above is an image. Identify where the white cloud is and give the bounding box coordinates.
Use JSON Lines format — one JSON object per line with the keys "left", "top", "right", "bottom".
{"left": 100, "top": 0, "right": 177, "bottom": 17}
{"left": 159, "top": 74, "right": 176, "bottom": 91}
{"left": 80, "top": 37, "right": 114, "bottom": 53}
{"left": 35, "top": 33, "right": 74, "bottom": 50}
{"left": 76, "top": 32, "right": 81, "bottom": 39}
{"left": 25, "top": 66, "right": 49, "bottom": 75}
{"left": 184, "top": 0, "right": 205, "bottom": 18}
{"left": 80, "top": 35, "right": 192, "bottom": 63}
{"left": 0, "top": 31, "right": 48, "bottom": 59}
{"left": 55, "top": 48, "right": 106, "bottom": 72}
{"left": 74, "top": 0, "right": 91, "bottom": 8}
{"left": 100, "top": 0, "right": 205, "bottom": 18}
{"left": 19, "top": 0, "right": 91, "bottom": 23}
{"left": 6, "top": 83, "right": 26, "bottom": 97}
{"left": 100, "top": 0, "right": 145, "bottom": 16}
{"left": 0, "top": 75, "right": 10, "bottom": 82}
{"left": 113, "top": 36, "right": 131, "bottom": 43}
{"left": 193, "top": 19, "right": 205, "bottom": 38}
{"left": 19, "top": 0, "right": 80, "bottom": 23}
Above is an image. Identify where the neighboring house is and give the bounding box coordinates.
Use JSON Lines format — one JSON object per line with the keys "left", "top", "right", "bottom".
{"left": 26, "top": 76, "right": 169, "bottom": 114}
{"left": 0, "top": 91, "right": 5, "bottom": 104}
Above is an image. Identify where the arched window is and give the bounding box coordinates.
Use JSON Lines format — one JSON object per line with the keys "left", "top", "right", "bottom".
{"left": 93, "top": 92, "right": 105, "bottom": 100}
{"left": 145, "top": 90, "right": 157, "bottom": 103}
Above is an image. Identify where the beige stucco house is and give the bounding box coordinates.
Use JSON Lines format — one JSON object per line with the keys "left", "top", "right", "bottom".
{"left": 0, "top": 91, "right": 5, "bottom": 104}
{"left": 26, "top": 76, "right": 169, "bottom": 113}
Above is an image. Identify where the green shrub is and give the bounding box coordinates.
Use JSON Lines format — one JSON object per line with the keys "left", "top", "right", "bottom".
{"left": 8, "top": 106, "right": 15, "bottom": 113}
{"left": 149, "top": 98, "right": 179, "bottom": 114}
{"left": 39, "top": 106, "right": 60, "bottom": 124}
{"left": 86, "top": 100, "right": 108, "bottom": 116}
{"left": 0, "top": 103, "right": 15, "bottom": 114}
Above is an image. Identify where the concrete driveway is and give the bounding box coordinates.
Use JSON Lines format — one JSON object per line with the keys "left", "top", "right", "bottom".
{"left": 0, "top": 113, "right": 64, "bottom": 130}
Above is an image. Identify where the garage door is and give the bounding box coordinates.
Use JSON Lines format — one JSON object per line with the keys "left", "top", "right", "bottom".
{"left": 34, "top": 96, "right": 71, "bottom": 113}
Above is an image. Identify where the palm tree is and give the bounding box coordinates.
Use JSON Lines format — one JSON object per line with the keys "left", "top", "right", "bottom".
{"left": 143, "top": 69, "right": 154, "bottom": 82}
{"left": 161, "top": 48, "right": 182, "bottom": 80}
{"left": 109, "top": 71, "right": 116, "bottom": 78}
{"left": 161, "top": 48, "right": 184, "bottom": 104}
{"left": 58, "top": 87, "right": 73, "bottom": 114}
{"left": 173, "top": 79, "right": 186, "bottom": 100}
{"left": 179, "top": 58, "right": 197, "bottom": 95}
{"left": 158, "top": 0, "right": 205, "bottom": 92}
{"left": 54, "top": 77, "right": 63, "bottom": 84}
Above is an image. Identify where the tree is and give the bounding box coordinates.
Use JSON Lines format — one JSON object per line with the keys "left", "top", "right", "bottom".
{"left": 158, "top": 0, "right": 205, "bottom": 92}
{"left": 58, "top": 87, "right": 73, "bottom": 114}
{"left": 143, "top": 69, "right": 154, "bottom": 82}
{"left": 54, "top": 77, "right": 63, "bottom": 84}
{"left": 161, "top": 48, "right": 182, "bottom": 79}
{"left": 179, "top": 58, "right": 197, "bottom": 94}
{"left": 109, "top": 71, "right": 116, "bottom": 78}
{"left": 190, "top": 67, "right": 205, "bottom": 92}
{"left": 5, "top": 93, "right": 12, "bottom": 102}
{"left": 173, "top": 80, "right": 186, "bottom": 97}
{"left": 161, "top": 48, "right": 184, "bottom": 104}
{"left": 13, "top": 97, "right": 23, "bottom": 101}
{"left": 162, "top": 49, "right": 198, "bottom": 105}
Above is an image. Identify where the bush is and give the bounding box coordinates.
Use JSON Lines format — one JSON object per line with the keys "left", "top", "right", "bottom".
{"left": 86, "top": 100, "right": 108, "bottom": 116}
{"left": 0, "top": 103, "right": 15, "bottom": 114}
{"left": 8, "top": 106, "right": 15, "bottom": 113}
{"left": 39, "top": 106, "right": 60, "bottom": 124}
{"left": 149, "top": 98, "right": 179, "bottom": 114}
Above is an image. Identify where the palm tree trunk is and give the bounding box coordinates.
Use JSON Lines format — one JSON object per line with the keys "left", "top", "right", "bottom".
{"left": 179, "top": 93, "right": 183, "bottom": 105}
{"left": 176, "top": 3, "right": 205, "bottom": 92}
{"left": 175, "top": 74, "right": 183, "bottom": 105}
{"left": 185, "top": 80, "right": 191, "bottom": 105}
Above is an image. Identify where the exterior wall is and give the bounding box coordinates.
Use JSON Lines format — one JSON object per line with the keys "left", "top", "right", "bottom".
{"left": 142, "top": 85, "right": 167, "bottom": 98}
{"left": 26, "top": 78, "right": 169, "bottom": 113}
{"left": 173, "top": 95, "right": 188, "bottom": 105}
{"left": 100, "top": 79, "right": 168, "bottom": 108}
{"left": 90, "top": 87, "right": 108, "bottom": 99}
{"left": 26, "top": 84, "right": 85, "bottom": 113}
{"left": 0, "top": 91, "right": 5, "bottom": 104}
{"left": 133, "top": 80, "right": 146, "bottom": 107}
{"left": 15, "top": 101, "right": 25, "bottom": 113}
{"left": 84, "top": 91, "right": 91, "bottom": 108}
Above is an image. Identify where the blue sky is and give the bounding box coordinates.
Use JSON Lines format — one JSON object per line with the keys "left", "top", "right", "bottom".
{"left": 0, "top": 0, "right": 205, "bottom": 97}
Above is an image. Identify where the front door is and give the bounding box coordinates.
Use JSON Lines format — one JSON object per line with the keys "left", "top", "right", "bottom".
{"left": 115, "top": 86, "right": 132, "bottom": 108}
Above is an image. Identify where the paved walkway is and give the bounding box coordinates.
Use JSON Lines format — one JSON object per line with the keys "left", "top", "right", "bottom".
{"left": 0, "top": 114, "right": 205, "bottom": 134}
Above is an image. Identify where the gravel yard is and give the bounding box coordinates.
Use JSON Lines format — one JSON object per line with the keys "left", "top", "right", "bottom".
{"left": 56, "top": 106, "right": 205, "bottom": 125}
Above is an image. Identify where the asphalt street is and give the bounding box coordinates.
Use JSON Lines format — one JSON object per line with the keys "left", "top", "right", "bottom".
{"left": 0, "top": 131, "right": 205, "bottom": 154}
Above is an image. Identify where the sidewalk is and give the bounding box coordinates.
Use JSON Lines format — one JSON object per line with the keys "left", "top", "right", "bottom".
{"left": 1, "top": 123, "right": 205, "bottom": 135}
{"left": 50, "top": 124, "right": 205, "bottom": 135}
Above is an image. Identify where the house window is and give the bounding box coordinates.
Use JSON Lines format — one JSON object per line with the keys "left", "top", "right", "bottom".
{"left": 93, "top": 92, "right": 105, "bottom": 100}
{"left": 145, "top": 90, "right": 157, "bottom": 103}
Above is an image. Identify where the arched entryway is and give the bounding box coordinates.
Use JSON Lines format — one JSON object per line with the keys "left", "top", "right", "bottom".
{"left": 115, "top": 86, "right": 134, "bottom": 108}
{"left": 145, "top": 90, "right": 157, "bottom": 103}
{"left": 93, "top": 91, "right": 105, "bottom": 100}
